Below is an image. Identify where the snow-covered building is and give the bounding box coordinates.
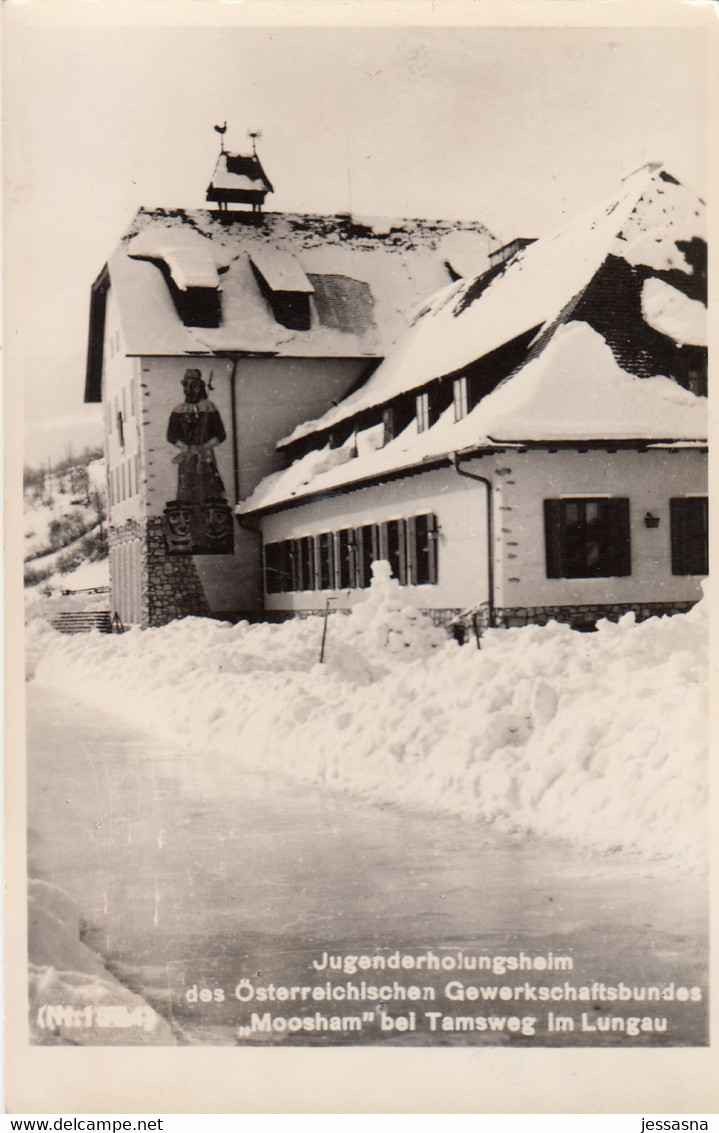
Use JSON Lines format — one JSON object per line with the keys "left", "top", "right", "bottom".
{"left": 240, "top": 165, "right": 708, "bottom": 632}
{"left": 84, "top": 148, "right": 494, "bottom": 626}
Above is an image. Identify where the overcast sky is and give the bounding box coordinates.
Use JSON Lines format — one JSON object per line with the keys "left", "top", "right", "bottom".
{"left": 6, "top": 4, "right": 709, "bottom": 466}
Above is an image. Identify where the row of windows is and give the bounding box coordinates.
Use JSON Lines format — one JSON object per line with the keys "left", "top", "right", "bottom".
{"left": 108, "top": 455, "right": 141, "bottom": 508}
{"left": 264, "top": 514, "right": 439, "bottom": 594}
{"left": 264, "top": 497, "right": 708, "bottom": 595}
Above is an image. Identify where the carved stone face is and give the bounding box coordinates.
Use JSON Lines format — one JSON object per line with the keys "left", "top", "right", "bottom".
{"left": 205, "top": 502, "right": 232, "bottom": 541}
{"left": 164, "top": 502, "right": 194, "bottom": 553}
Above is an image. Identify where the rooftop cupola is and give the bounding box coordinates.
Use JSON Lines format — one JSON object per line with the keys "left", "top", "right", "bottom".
{"left": 206, "top": 125, "right": 274, "bottom": 219}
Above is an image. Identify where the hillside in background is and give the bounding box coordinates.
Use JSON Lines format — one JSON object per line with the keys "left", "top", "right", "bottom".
{"left": 24, "top": 448, "right": 109, "bottom": 601}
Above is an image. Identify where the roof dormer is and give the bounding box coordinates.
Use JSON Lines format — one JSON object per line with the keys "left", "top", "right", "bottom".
{"left": 250, "top": 247, "right": 314, "bottom": 330}
{"left": 127, "top": 226, "right": 228, "bottom": 328}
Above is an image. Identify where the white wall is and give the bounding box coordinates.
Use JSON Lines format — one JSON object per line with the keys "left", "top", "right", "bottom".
{"left": 490, "top": 447, "right": 707, "bottom": 609}
{"left": 260, "top": 464, "right": 490, "bottom": 611}
{"left": 104, "top": 287, "right": 143, "bottom": 526}
{"left": 258, "top": 446, "right": 707, "bottom": 615}
{"left": 235, "top": 356, "right": 369, "bottom": 499}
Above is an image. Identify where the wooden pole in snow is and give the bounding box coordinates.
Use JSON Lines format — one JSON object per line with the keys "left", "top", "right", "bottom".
{"left": 319, "top": 597, "right": 336, "bottom": 664}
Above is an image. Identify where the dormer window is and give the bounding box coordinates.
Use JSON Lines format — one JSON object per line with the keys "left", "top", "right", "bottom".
{"left": 416, "top": 382, "right": 453, "bottom": 433}
{"left": 250, "top": 248, "right": 314, "bottom": 331}
{"left": 453, "top": 377, "right": 469, "bottom": 421}
{"left": 127, "top": 228, "right": 225, "bottom": 328}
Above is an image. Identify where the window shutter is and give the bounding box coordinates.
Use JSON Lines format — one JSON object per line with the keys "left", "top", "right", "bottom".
{"left": 607, "top": 498, "right": 631, "bottom": 576}
{"left": 310, "top": 536, "right": 319, "bottom": 590}
{"left": 379, "top": 522, "right": 388, "bottom": 563}
{"left": 670, "top": 498, "right": 685, "bottom": 574}
{"left": 407, "top": 516, "right": 417, "bottom": 584}
{"left": 427, "top": 513, "right": 438, "bottom": 584}
{"left": 332, "top": 532, "right": 341, "bottom": 588}
{"left": 397, "top": 518, "right": 407, "bottom": 584}
{"left": 544, "top": 499, "right": 564, "bottom": 578}
{"left": 290, "top": 539, "right": 301, "bottom": 591}
{"left": 383, "top": 407, "right": 395, "bottom": 445}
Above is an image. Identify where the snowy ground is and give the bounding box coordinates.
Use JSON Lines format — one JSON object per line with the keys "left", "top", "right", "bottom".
{"left": 28, "top": 563, "right": 708, "bottom": 869}
{"left": 26, "top": 685, "right": 708, "bottom": 1047}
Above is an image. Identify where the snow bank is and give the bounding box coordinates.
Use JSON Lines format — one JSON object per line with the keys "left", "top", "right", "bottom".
{"left": 30, "top": 566, "right": 707, "bottom": 868}
{"left": 28, "top": 880, "right": 175, "bottom": 1045}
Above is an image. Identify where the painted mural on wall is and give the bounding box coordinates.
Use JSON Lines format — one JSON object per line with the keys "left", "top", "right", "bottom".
{"left": 163, "top": 369, "right": 234, "bottom": 555}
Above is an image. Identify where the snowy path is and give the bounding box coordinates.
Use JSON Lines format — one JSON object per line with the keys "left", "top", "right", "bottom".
{"left": 27, "top": 683, "right": 708, "bottom": 1047}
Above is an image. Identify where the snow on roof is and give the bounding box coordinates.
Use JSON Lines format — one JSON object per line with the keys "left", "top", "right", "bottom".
{"left": 283, "top": 166, "right": 706, "bottom": 445}
{"left": 463, "top": 320, "right": 706, "bottom": 443}
{"left": 240, "top": 322, "right": 706, "bottom": 514}
{"left": 250, "top": 247, "right": 314, "bottom": 293}
{"left": 127, "top": 227, "right": 229, "bottom": 291}
{"left": 100, "top": 210, "right": 492, "bottom": 362}
{"left": 641, "top": 277, "right": 707, "bottom": 347}
{"left": 435, "top": 230, "right": 493, "bottom": 279}
{"left": 207, "top": 152, "right": 273, "bottom": 195}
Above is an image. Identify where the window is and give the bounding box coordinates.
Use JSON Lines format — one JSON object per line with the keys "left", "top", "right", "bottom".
{"left": 250, "top": 250, "right": 313, "bottom": 331}
{"left": 453, "top": 376, "right": 469, "bottom": 421}
{"left": 416, "top": 392, "right": 430, "bottom": 433}
{"left": 408, "top": 514, "right": 439, "bottom": 584}
{"left": 670, "top": 497, "right": 708, "bottom": 575}
{"left": 262, "top": 516, "right": 440, "bottom": 595}
{"left": 317, "top": 532, "right": 335, "bottom": 590}
{"left": 357, "top": 524, "right": 380, "bottom": 588}
{"left": 544, "top": 498, "right": 631, "bottom": 578}
{"left": 117, "top": 411, "right": 125, "bottom": 451}
{"left": 417, "top": 385, "right": 452, "bottom": 432}
{"left": 265, "top": 541, "right": 295, "bottom": 594}
{"left": 380, "top": 519, "right": 407, "bottom": 584}
{"left": 296, "top": 536, "right": 316, "bottom": 591}
{"left": 336, "top": 528, "right": 356, "bottom": 588}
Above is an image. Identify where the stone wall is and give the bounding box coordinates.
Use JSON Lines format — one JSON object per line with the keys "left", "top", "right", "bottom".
{"left": 493, "top": 601, "right": 697, "bottom": 631}
{"left": 145, "top": 517, "right": 212, "bottom": 625}
{"left": 108, "top": 517, "right": 213, "bottom": 627}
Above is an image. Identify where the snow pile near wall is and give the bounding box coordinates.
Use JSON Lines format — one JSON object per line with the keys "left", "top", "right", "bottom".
{"left": 30, "top": 569, "right": 707, "bottom": 868}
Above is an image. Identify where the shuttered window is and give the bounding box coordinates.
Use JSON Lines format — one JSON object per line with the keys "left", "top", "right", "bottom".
{"left": 380, "top": 519, "right": 407, "bottom": 584}
{"left": 336, "top": 528, "right": 356, "bottom": 588}
{"left": 264, "top": 541, "right": 294, "bottom": 594}
{"left": 544, "top": 498, "right": 631, "bottom": 578}
{"left": 296, "top": 536, "right": 316, "bottom": 591}
{"left": 357, "top": 524, "right": 380, "bottom": 589}
{"left": 317, "top": 532, "right": 335, "bottom": 590}
{"left": 408, "top": 513, "right": 439, "bottom": 584}
{"left": 670, "top": 497, "right": 708, "bottom": 575}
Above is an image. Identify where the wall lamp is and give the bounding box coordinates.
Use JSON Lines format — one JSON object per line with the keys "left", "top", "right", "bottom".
{"left": 644, "top": 512, "right": 661, "bottom": 528}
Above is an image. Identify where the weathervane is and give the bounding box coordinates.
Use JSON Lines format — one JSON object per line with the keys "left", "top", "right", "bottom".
{"left": 248, "top": 129, "right": 262, "bottom": 155}
{"left": 213, "top": 121, "right": 227, "bottom": 153}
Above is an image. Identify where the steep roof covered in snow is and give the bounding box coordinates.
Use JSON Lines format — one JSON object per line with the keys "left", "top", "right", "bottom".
{"left": 85, "top": 209, "right": 493, "bottom": 401}
{"left": 239, "top": 321, "right": 707, "bottom": 514}
{"left": 281, "top": 165, "right": 706, "bottom": 446}
{"left": 240, "top": 166, "right": 707, "bottom": 515}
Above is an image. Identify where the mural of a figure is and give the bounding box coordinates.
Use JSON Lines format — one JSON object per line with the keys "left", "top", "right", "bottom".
{"left": 164, "top": 369, "right": 234, "bottom": 555}
{"left": 167, "top": 369, "right": 228, "bottom": 505}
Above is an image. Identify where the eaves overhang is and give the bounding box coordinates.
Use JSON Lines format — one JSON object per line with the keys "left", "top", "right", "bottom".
{"left": 84, "top": 264, "right": 110, "bottom": 403}
{"left": 238, "top": 435, "right": 707, "bottom": 519}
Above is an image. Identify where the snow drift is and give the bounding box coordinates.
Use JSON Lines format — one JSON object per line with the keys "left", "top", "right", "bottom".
{"left": 29, "top": 564, "right": 707, "bottom": 868}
